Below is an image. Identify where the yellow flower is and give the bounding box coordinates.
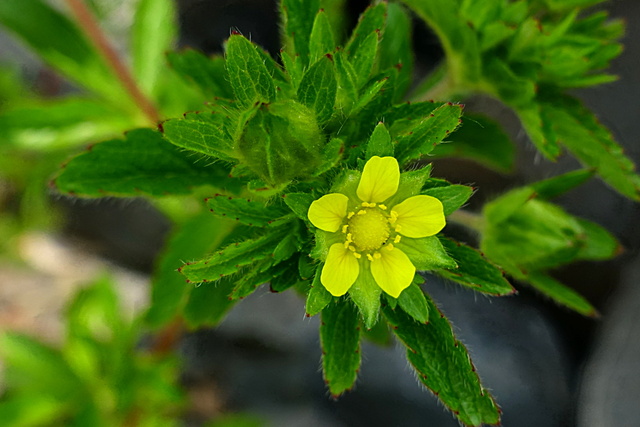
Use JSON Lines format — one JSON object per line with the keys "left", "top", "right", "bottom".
{"left": 308, "top": 156, "right": 446, "bottom": 298}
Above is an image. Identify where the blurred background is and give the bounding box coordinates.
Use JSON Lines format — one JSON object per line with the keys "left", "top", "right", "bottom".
{"left": 0, "top": 0, "right": 639, "bottom": 426}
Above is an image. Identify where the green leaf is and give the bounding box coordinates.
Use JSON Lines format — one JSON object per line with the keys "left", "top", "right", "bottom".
{"left": 183, "top": 279, "right": 238, "bottom": 327}
{"left": 395, "top": 103, "right": 463, "bottom": 165}
{"left": 146, "top": 212, "right": 236, "bottom": 328}
{"left": 334, "top": 49, "right": 358, "bottom": 113}
{"left": 280, "top": 0, "right": 320, "bottom": 68}
{"left": 543, "top": 94, "right": 640, "bottom": 200}
{"left": 531, "top": 169, "right": 595, "bottom": 199}
{"left": 132, "top": 0, "right": 176, "bottom": 98}
{"left": 575, "top": 218, "right": 621, "bottom": 261}
{"left": 397, "top": 277, "right": 429, "bottom": 323}
{"left": 320, "top": 300, "right": 361, "bottom": 397}
{"left": 483, "top": 187, "right": 535, "bottom": 225}
{"left": 436, "top": 238, "right": 515, "bottom": 296}
{"left": 230, "top": 261, "right": 276, "bottom": 299}
{"left": 422, "top": 184, "right": 473, "bottom": 216}
{"left": 281, "top": 50, "right": 303, "bottom": 90}
{"left": 179, "top": 228, "right": 286, "bottom": 283}
{"left": 348, "top": 266, "right": 381, "bottom": 329}
{"left": 306, "top": 266, "right": 333, "bottom": 316}
{"left": 0, "top": 0, "right": 129, "bottom": 108}
{"left": 297, "top": 55, "right": 337, "bottom": 123}
{"left": 397, "top": 235, "right": 457, "bottom": 271}
{"left": 0, "top": 332, "right": 81, "bottom": 397}
{"left": 383, "top": 300, "right": 501, "bottom": 426}
{"left": 206, "top": 194, "right": 288, "bottom": 227}
{"left": 316, "top": 137, "right": 345, "bottom": 175}
{"left": 309, "top": 9, "right": 335, "bottom": 63}
{"left": 483, "top": 197, "right": 585, "bottom": 272}
{"left": 378, "top": 3, "right": 413, "bottom": 99}
{"left": 270, "top": 257, "right": 303, "bottom": 292}
{"left": 54, "top": 129, "right": 237, "bottom": 197}
{"left": 430, "top": 113, "right": 515, "bottom": 173}
{"left": 345, "top": 3, "right": 386, "bottom": 62}
{"left": 350, "top": 32, "right": 379, "bottom": 88}
{"left": 167, "top": 50, "right": 234, "bottom": 99}
{"left": 161, "top": 117, "right": 235, "bottom": 161}
{"left": 525, "top": 271, "right": 598, "bottom": 317}
{"left": 225, "top": 34, "right": 276, "bottom": 108}
{"left": 365, "top": 122, "right": 393, "bottom": 159}
{"left": 0, "top": 395, "right": 67, "bottom": 427}
{"left": 516, "top": 103, "right": 562, "bottom": 160}
{"left": 283, "top": 192, "right": 315, "bottom": 221}
{"left": 0, "top": 97, "right": 130, "bottom": 150}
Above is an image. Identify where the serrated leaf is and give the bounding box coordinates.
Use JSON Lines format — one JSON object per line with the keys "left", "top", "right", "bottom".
{"left": 183, "top": 278, "right": 238, "bottom": 327}
{"left": 167, "top": 50, "right": 234, "bottom": 99}
{"left": 516, "top": 103, "right": 562, "bottom": 160}
{"left": 297, "top": 55, "right": 337, "bottom": 123}
{"left": 54, "top": 128, "right": 237, "bottom": 197}
{"left": 531, "top": 169, "right": 595, "bottom": 199}
{"left": 345, "top": 3, "right": 386, "bottom": 61}
{"left": 180, "top": 228, "right": 286, "bottom": 283}
{"left": 484, "top": 187, "right": 535, "bottom": 225}
{"left": 306, "top": 266, "right": 333, "bottom": 316}
{"left": 206, "top": 194, "right": 288, "bottom": 227}
{"left": 365, "top": 122, "right": 393, "bottom": 159}
{"left": 525, "top": 271, "right": 597, "bottom": 317}
{"left": 397, "top": 277, "right": 429, "bottom": 323}
{"left": 321, "top": 300, "right": 361, "bottom": 397}
{"left": 281, "top": 50, "right": 303, "bottom": 90}
{"left": 225, "top": 34, "right": 276, "bottom": 108}
{"left": 398, "top": 235, "right": 457, "bottom": 271}
{"left": 230, "top": 260, "right": 275, "bottom": 300}
{"left": 430, "top": 113, "right": 515, "bottom": 173}
{"left": 348, "top": 266, "right": 381, "bottom": 329}
{"left": 395, "top": 103, "right": 463, "bottom": 165}
{"left": 132, "top": 0, "right": 176, "bottom": 97}
{"left": 334, "top": 49, "right": 358, "bottom": 113}
{"left": 383, "top": 301, "right": 501, "bottom": 426}
{"left": 281, "top": 0, "right": 320, "bottom": 68}
{"left": 161, "top": 116, "right": 234, "bottom": 161}
{"left": 283, "top": 192, "right": 315, "bottom": 221}
{"left": 422, "top": 184, "right": 473, "bottom": 216}
{"left": 436, "top": 238, "right": 515, "bottom": 296}
{"left": 543, "top": 94, "right": 640, "bottom": 200}
{"left": 270, "top": 257, "right": 303, "bottom": 292}
{"left": 309, "top": 9, "right": 335, "bottom": 63}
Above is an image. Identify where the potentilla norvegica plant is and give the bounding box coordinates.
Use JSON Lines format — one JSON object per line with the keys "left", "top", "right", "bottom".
{"left": 33, "top": 0, "right": 635, "bottom": 425}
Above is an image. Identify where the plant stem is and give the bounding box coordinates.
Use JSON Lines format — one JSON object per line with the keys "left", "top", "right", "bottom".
{"left": 64, "top": 0, "right": 160, "bottom": 124}
{"left": 447, "top": 209, "right": 485, "bottom": 234}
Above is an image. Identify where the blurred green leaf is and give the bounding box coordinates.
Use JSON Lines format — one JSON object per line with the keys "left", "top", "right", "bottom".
{"left": 575, "top": 218, "right": 620, "bottom": 261}
{"left": 525, "top": 271, "right": 597, "bottom": 317}
{"left": 379, "top": 3, "right": 413, "bottom": 99}
{"left": 184, "top": 279, "right": 238, "bottom": 327}
{"left": 54, "top": 128, "right": 237, "bottom": 197}
{"left": 383, "top": 297, "right": 500, "bottom": 426}
{"left": 147, "top": 212, "right": 237, "bottom": 328}
{"left": 0, "top": 395, "right": 68, "bottom": 427}
{"left": 531, "top": 169, "right": 596, "bottom": 199}
{"left": 321, "top": 300, "right": 361, "bottom": 397}
{"left": 430, "top": 113, "right": 515, "bottom": 173}
{"left": 132, "top": 0, "right": 177, "bottom": 98}
{"left": 167, "top": 50, "right": 234, "bottom": 99}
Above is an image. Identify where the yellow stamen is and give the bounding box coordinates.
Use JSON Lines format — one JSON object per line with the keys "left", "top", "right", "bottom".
{"left": 385, "top": 244, "right": 394, "bottom": 251}
{"left": 353, "top": 252, "right": 362, "bottom": 259}
{"left": 342, "top": 224, "right": 349, "bottom": 234}
{"left": 357, "top": 210, "right": 367, "bottom": 215}
{"left": 348, "top": 245, "right": 356, "bottom": 252}
{"left": 366, "top": 254, "right": 374, "bottom": 261}
{"left": 395, "top": 224, "right": 402, "bottom": 232}
{"left": 394, "top": 235, "right": 402, "bottom": 243}
{"left": 347, "top": 211, "right": 355, "bottom": 219}
{"left": 373, "top": 252, "right": 382, "bottom": 259}
{"left": 379, "top": 204, "right": 387, "bottom": 210}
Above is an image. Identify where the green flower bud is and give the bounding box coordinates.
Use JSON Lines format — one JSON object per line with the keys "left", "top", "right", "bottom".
{"left": 236, "top": 100, "right": 323, "bottom": 186}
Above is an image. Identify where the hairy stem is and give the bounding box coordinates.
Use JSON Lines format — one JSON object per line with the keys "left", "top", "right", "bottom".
{"left": 64, "top": 0, "right": 160, "bottom": 124}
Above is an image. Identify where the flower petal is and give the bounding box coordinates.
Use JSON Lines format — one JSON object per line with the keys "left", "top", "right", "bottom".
{"left": 321, "top": 243, "right": 360, "bottom": 296}
{"left": 370, "top": 246, "right": 415, "bottom": 298}
{"left": 357, "top": 156, "right": 400, "bottom": 203}
{"left": 392, "top": 195, "right": 446, "bottom": 238}
{"left": 308, "top": 193, "right": 348, "bottom": 232}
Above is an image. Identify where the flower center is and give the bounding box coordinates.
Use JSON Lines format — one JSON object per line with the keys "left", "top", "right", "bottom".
{"left": 347, "top": 208, "right": 390, "bottom": 251}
